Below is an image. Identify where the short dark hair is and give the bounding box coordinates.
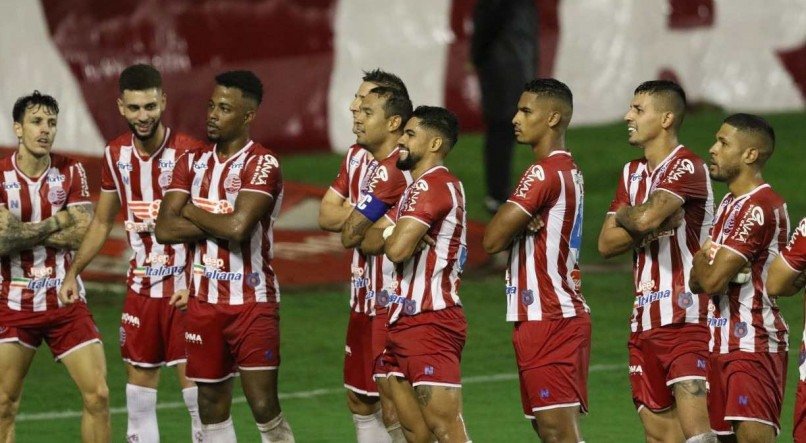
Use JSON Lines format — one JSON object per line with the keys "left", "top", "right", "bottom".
{"left": 368, "top": 86, "right": 413, "bottom": 125}
{"left": 723, "top": 113, "right": 775, "bottom": 164}
{"left": 634, "top": 80, "right": 687, "bottom": 128}
{"left": 119, "top": 64, "right": 163, "bottom": 93}
{"left": 523, "top": 78, "right": 573, "bottom": 110}
{"left": 412, "top": 105, "right": 459, "bottom": 150}
{"left": 13, "top": 91, "right": 59, "bottom": 123}
{"left": 215, "top": 70, "right": 264, "bottom": 105}
{"left": 362, "top": 69, "right": 409, "bottom": 99}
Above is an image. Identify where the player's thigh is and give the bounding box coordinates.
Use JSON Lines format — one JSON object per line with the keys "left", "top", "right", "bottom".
{"left": 61, "top": 343, "right": 108, "bottom": 402}
{"left": 414, "top": 384, "right": 462, "bottom": 423}
{"left": 239, "top": 368, "right": 279, "bottom": 407}
{"left": 532, "top": 406, "right": 580, "bottom": 440}
{"left": 638, "top": 406, "right": 685, "bottom": 443}
{"left": 0, "top": 343, "right": 36, "bottom": 403}
{"left": 125, "top": 363, "right": 161, "bottom": 389}
{"left": 733, "top": 420, "right": 775, "bottom": 443}
{"left": 173, "top": 362, "right": 195, "bottom": 390}
{"left": 387, "top": 377, "right": 429, "bottom": 431}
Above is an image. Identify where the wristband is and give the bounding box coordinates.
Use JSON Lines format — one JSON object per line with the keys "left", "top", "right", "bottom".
{"left": 382, "top": 225, "right": 396, "bottom": 240}
{"left": 732, "top": 271, "right": 751, "bottom": 284}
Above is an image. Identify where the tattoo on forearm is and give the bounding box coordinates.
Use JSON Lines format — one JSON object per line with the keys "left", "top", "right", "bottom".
{"left": 0, "top": 207, "right": 59, "bottom": 254}
{"left": 415, "top": 385, "right": 433, "bottom": 407}
{"left": 675, "top": 379, "right": 707, "bottom": 397}
{"left": 45, "top": 204, "right": 93, "bottom": 250}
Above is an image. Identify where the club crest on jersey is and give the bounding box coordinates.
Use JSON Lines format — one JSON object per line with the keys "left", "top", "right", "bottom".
{"left": 521, "top": 289, "right": 535, "bottom": 306}
{"left": 733, "top": 321, "right": 748, "bottom": 338}
{"left": 403, "top": 299, "right": 417, "bottom": 315}
{"left": 733, "top": 205, "right": 764, "bottom": 242}
{"left": 245, "top": 272, "right": 261, "bottom": 288}
{"left": 676, "top": 292, "right": 694, "bottom": 309}
{"left": 158, "top": 171, "right": 173, "bottom": 189}
{"left": 224, "top": 174, "right": 242, "bottom": 193}
{"left": 514, "top": 165, "right": 545, "bottom": 198}
{"left": 376, "top": 290, "right": 390, "bottom": 307}
{"left": 47, "top": 187, "right": 66, "bottom": 206}
{"left": 250, "top": 155, "right": 279, "bottom": 186}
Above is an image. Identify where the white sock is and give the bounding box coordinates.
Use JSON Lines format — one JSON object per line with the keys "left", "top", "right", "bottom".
{"left": 353, "top": 410, "right": 391, "bottom": 443}
{"left": 686, "top": 433, "right": 718, "bottom": 443}
{"left": 126, "top": 383, "right": 159, "bottom": 443}
{"left": 202, "top": 416, "right": 237, "bottom": 443}
{"left": 256, "top": 412, "right": 295, "bottom": 442}
{"left": 386, "top": 422, "right": 406, "bottom": 443}
{"left": 182, "top": 387, "right": 203, "bottom": 442}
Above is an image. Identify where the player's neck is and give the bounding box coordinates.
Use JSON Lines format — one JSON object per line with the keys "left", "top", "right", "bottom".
{"left": 216, "top": 133, "right": 250, "bottom": 160}
{"left": 133, "top": 124, "right": 166, "bottom": 157}
{"left": 412, "top": 157, "right": 443, "bottom": 181}
{"left": 728, "top": 170, "right": 765, "bottom": 197}
{"left": 643, "top": 135, "right": 679, "bottom": 170}
{"left": 15, "top": 147, "right": 50, "bottom": 178}
{"left": 531, "top": 133, "right": 566, "bottom": 162}
{"left": 369, "top": 137, "right": 397, "bottom": 160}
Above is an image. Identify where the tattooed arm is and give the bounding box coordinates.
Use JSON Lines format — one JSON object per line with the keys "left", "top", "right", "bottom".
{"left": 43, "top": 203, "right": 93, "bottom": 250}
{"left": 0, "top": 206, "right": 69, "bottom": 255}
{"left": 615, "top": 189, "right": 684, "bottom": 237}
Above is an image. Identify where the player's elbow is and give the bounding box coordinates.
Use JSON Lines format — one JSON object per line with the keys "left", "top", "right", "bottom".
{"left": 385, "top": 242, "right": 410, "bottom": 264}
{"left": 228, "top": 222, "right": 255, "bottom": 243}
{"left": 341, "top": 232, "right": 360, "bottom": 249}
{"left": 597, "top": 236, "right": 620, "bottom": 259}
{"left": 154, "top": 221, "right": 179, "bottom": 244}
{"left": 482, "top": 232, "right": 507, "bottom": 255}
{"left": 766, "top": 275, "right": 798, "bottom": 298}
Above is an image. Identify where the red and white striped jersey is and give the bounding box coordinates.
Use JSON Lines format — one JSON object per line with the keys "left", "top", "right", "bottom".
{"left": 101, "top": 128, "right": 205, "bottom": 298}
{"left": 709, "top": 184, "right": 789, "bottom": 354}
{"left": 781, "top": 218, "right": 806, "bottom": 379}
{"left": 504, "top": 151, "right": 589, "bottom": 321}
{"left": 363, "top": 148, "right": 412, "bottom": 316}
{"left": 167, "top": 141, "right": 283, "bottom": 305}
{"left": 0, "top": 153, "right": 91, "bottom": 320}
{"left": 607, "top": 145, "right": 714, "bottom": 333}
{"left": 329, "top": 145, "right": 374, "bottom": 313}
{"left": 386, "top": 166, "right": 467, "bottom": 324}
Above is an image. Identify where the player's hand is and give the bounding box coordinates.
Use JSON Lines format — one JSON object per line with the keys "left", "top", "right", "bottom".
{"left": 658, "top": 208, "right": 685, "bottom": 231}
{"left": 58, "top": 275, "right": 80, "bottom": 305}
{"left": 169, "top": 289, "right": 190, "bottom": 311}
{"left": 526, "top": 215, "right": 545, "bottom": 233}
{"left": 54, "top": 209, "right": 74, "bottom": 230}
{"left": 416, "top": 234, "right": 436, "bottom": 252}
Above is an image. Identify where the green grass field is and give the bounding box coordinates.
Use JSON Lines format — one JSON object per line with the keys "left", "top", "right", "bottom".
{"left": 14, "top": 110, "right": 806, "bottom": 442}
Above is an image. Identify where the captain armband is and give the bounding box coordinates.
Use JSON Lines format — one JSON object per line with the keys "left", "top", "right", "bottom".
{"left": 356, "top": 193, "right": 390, "bottom": 222}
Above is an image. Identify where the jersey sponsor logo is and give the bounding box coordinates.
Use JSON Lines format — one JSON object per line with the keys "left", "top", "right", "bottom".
{"left": 158, "top": 160, "right": 176, "bottom": 170}
{"left": 230, "top": 162, "right": 245, "bottom": 170}
{"left": 124, "top": 220, "right": 155, "bottom": 233}
{"left": 707, "top": 316, "right": 728, "bottom": 327}
{"left": 637, "top": 280, "right": 656, "bottom": 292}
{"left": 130, "top": 200, "right": 162, "bottom": 221}
{"left": 2, "top": 181, "right": 20, "bottom": 190}
{"left": 29, "top": 266, "right": 53, "bottom": 279}
{"left": 513, "top": 165, "right": 545, "bottom": 199}
{"left": 732, "top": 205, "right": 764, "bottom": 242}
{"left": 47, "top": 187, "right": 66, "bottom": 206}
{"left": 192, "top": 197, "right": 234, "bottom": 214}
{"left": 121, "top": 312, "right": 141, "bottom": 328}
{"left": 193, "top": 160, "right": 208, "bottom": 170}
{"left": 10, "top": 276, "right": 62, "bottom": 290}
{"left": 250, "top": 154, "right": 279, "bottom": 185}
{"left": 351, "top": 266, "right": 368, "bottom": 289}
{"left": 75, "top": 163, "right": 90, "bottom": 198}
{"left": 368, "top": 165, "right": 389, "bottom": 191}
{"left": 388, "top": 293, "right": 417, "bottom": 315}
{"left": 539, "top": 388, "right": 551, "bottom": 399}
{"left": 665, "top": 159, "right": 695, "bottom": 183}
{"left": 403, "top": 180, "right": 429, "bottom": 213}
{"left": 193, "top": 255, "right": 243, "bottom": 281}
{"left": 424, "top": 365, "right": 435, "bottom": 376}
{"left": 133, "top": 265, "right": 184, "bottom": 277}
{"left": 738, "top": 395, "right": 749, "bottom": 406}
{"left": 185, "top": 332, "right": 203, "bottom": 345}
{"left": 117, "top": 161, "right": 133, "bottom": 171}
{"left": 634, "top": 289, "right": 671, "bottom": 307}
{"left": 629, "top": 172, "right": 643, "bottom": 182}
{"left": 628, "top": 364, "right": 643, "bottom": 375}
{"left": 46, "top": 173, "right": 65, "bottom": 184}
{"left": 224, "top": 174, "right": 242, "bottom": 193}
{"left": 794, "top": 219, "right": 806, "bottom": 239}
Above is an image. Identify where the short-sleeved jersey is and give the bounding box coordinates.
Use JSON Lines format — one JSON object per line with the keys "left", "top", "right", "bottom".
{"left": 0, "top": 153, "right": 91, "bottom": 319}
{"left": 504, "top": 151, "right": 589, "bottom": 321}
{"left": 362, "top": 148, "right": 412, "bottom": 315}
{"left": 708, "top": 184, "right": 789, "bottom": 354}
{"left": 387, "top": 166, "right": 467, "bottom": 324}
{"left": 101, "top": 128, "right": 205, "bottom": 298}
{"left": 328, "top": 145, "right": 375, "bottom": 314}
{"left": 167, "top": 141, "right": 283, "bottom": 305}
{"left": 607, "top": 145, "right": 714, "bottom": 333}
{"left": 781, "top": 218, "right": 806, "bottom": 379}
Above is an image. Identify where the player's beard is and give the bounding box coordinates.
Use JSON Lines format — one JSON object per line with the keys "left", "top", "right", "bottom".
{"left": 129, "top": 119, "right": 160, "bottom": 142}
{"left": 396, "top": 149, "right": 418, "bottom": 171}
{"left": 709, "top": 161, "right": 739, "bottom": 183}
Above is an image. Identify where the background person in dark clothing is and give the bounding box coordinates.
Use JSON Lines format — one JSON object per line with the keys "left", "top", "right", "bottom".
{"left": 471, "top": 0, "right": 538, "bottom": 213}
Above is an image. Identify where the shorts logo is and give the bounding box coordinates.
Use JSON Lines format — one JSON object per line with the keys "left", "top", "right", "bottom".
{"left": 676, "top": 292, "right": 694, "bottom": 309}
{"left": 696, "top": 359, "right": 706, "bottom": 370}
{"left": 121, "top": 313, "right": 141, "bottom": 328}
{"left": 119, "top": 326, "right": 126, "bottom": 346}
{"left": 424, "top": 365, "right": 434, "bottom": 376}
{"left": 521, "top": 289, "right": 535, "bottom": 306}
{"left": 158, "top": 171, "right": 172, "bottom": 189}
{"left": 185, "top": 332, "right": 203, "bottom": 345}
{"left": 264, "top": 350, "right": 274, "bottom": 361}
{"left": 733, "top": 321, "right": 748, "bottom": 338}
{"left": 224, "top": 174, "right": 242, "bottom": 193}
{"left": 539, "top": 388, "right": 551, "bottom": 399}
{"left": 376, "top": 290, "right": 390, "bottom": 308}
{"left": 628, "top": 365, "right": 643, "bottom": 375}
{"left": 48, "top": 187, "right": 66, "bottom": 206}
{"left": 738, "top": 395, "right": 749, "bottom": 406}
{"left": 0, "top": 326, "right": 7, "bottom": 335}
{"left": 245, "top": 272, "right": 261, "bottom": 288}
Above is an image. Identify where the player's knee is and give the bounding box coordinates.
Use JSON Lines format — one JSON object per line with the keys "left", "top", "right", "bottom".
{"left": 0, "top": 392, "right": 21, "bottom": 419}
{"left": 346, "top": 391, "right": 377, "bottom": 415}
{"left": 533, "top": 417, "right": 573, "bottom": 443}
{"left": 82, "top": 382, "right": 110, "bottom": 415}
{"left": 380, "top": 403, "right": 399, "bottom": 427}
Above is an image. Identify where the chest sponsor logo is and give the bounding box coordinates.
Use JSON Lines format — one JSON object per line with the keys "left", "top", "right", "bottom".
{"left": 193, "top": 254, "right": 243, "bottom": 281}
{"left": 10, "top": 271, "right": 62, "bottom": 291}
{"left": 732, "top": 205, "right": 764, "bottom": 242}
{"left": 192, "top": 197, "right": 234, "bottom": 214}
{"left": 513, "top": 165, "right": 545, "bottom": 199}
{"left": 134, "top": 253, "right": 184, "bottom": 277}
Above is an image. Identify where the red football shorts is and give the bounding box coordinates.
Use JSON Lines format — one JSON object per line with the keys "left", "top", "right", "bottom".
{"left": 372, "top": 307, "right": 389, "bottom": 379}
{"left": 514, "top": 314, "right": 591, "bottom": 418}
{"left": 628, "top": 323, "right": 710, "bottom": 412}
{"left": 184, "top": 298, "right": 280, "bottom": 383}
{"left": 383, "top": 306, "right": 467, "bottom": 387}
{"left": 0, "top": 302, "right": 101, "bottom": 360}
{"left": 795, "top": 380, "right": 806, "bottom": 442}
{"left": 344, "top": 310, "right": 377, "bottom": 396}
{"left": 120, "top": 292, "right": 188, "bottom": 367}
{"left": 708, "top": 352, "right": 787, "bottom": 435}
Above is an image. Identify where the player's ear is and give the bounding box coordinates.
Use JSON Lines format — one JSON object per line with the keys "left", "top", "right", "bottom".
{"left": 388, "top": 115, "right": 402, "bottom": 133}
{"left": 116, "top": 97, "right": 125, "bottom": 117}
{"left": 13, "top": 121, "right": 22, "bottom": 139}
{"left": 243, "top": 108, "right": 256, "bottom": 126}
{"left": 547, "top": 110, "right": 561, "bottom": 128}
{"left": 742, "top": 146, "right": 759, "bottom": 165}
{"left": 160, "top": 91, "right": 167, "bottom": 111}
{"left": 661, "top": 111, "right": 675, "bottom": 130}
{"left": 430, "top": 136, "right": 443, "bottom": 153}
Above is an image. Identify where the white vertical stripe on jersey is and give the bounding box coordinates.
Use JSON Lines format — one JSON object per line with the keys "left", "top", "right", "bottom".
{"left": 525, "top": 234, "right": 541, "bottom": 320}
{"left": 657, "top": 235, "right": 673, "bottom": 325}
